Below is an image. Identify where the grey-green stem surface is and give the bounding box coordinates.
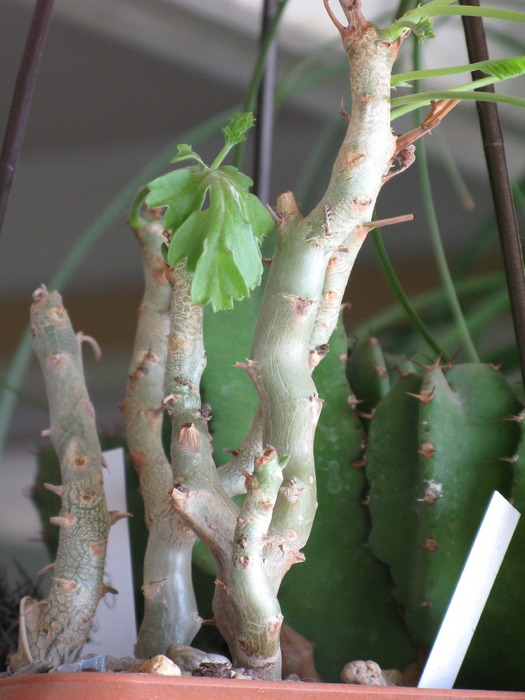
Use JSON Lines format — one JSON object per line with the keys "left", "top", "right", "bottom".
{"left": 122, "top": 214, "right": 200, "bottom": 658}
{"left": 249, "top": 5, "right": 401, "bottom": 592}
{"left": 12, "top": 286, "right": 110, "bottom": 669}
{"left": 166, "top": 5, "right": 406, "bottom": 679}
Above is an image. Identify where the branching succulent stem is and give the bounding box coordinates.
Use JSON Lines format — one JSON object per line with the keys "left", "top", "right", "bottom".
{"left": 123, "top": 214, "right": 200, "bottom": 658}
{"left": 249, "top": 7, "right": 403, "bottom": 595}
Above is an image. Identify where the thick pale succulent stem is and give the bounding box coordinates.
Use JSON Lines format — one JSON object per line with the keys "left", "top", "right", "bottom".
{"left": 217, "top": 447, "right": 286, "bottom": 678}
{"left": 309, "top": 16, "right": 400, "bottom": 350}
{"left": 217, "top": 407, "right": 263, "bottom": 497}
{"left": 183, "top": 11, "right": 403, "bottom": 674}
{"left": 250, "top": 16, "right": 400, "bottom": 589}
{"left": 164, "top": 264, "right": 237, "bottom": 551}
{"left": 11, "top": 286, "right": 110, "bottom": 669}
{"left": 122, "top": 215, "right": 200, "bottom": 658}
{"left": 165, "top": 267, "right": 287, "bottom": 679}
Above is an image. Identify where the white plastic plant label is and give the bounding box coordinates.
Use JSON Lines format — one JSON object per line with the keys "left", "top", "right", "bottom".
{"left": 418, "top": 490, "right": 520, "bottom": 689}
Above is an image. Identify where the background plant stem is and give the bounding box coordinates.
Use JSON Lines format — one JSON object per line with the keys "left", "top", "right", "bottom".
{"left": 254, "top": 0, "right": 284, "bottom": 203}
{"left": 371, "top": 229, "right": 449, "bottom": 360}
{"left": 459, "top": 0, "right": 525, "bottom": 384}
{"left": 234, "top": 0, "right": 289, "bottom": 171}
{"left": 416, "top": 137, "right": 480, "bottom": 362}
{"left": 412, "top": 39, "right": 480, "bottom": 362}
{"left": 0, "top": 0, "right": 54, "bottom": 233}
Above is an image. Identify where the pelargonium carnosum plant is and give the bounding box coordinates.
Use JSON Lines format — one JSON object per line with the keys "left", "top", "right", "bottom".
{"left": 11, "top": 0, "right": 525, "bottom": 682}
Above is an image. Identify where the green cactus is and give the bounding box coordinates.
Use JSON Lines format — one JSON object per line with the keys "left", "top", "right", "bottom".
{"left": 346, "top": 337, "right": 416, "bottom": 429}
{"left": 458, "top": 409, "right": 525, "bottom": 690}
{"left": 351, "top": 336, "right": 525, "bottom": 688}
{"left": 279, "top": 323, "right": 416, "bottom": 681}
{"left": 345, "top": 337, "right": 391, "bottom": 421}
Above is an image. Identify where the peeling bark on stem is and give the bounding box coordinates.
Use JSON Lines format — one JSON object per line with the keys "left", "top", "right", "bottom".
{"left": 11, "top": 286, "right": 109, "bottom": 669}
{"left": 122, "top": 214, "right": 200, "bottom": 658}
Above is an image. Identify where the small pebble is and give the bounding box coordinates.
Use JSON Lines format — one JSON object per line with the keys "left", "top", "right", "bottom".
{"left": 341, "top": 659, "right": 402, "bottom": 686}
{"left": 129, "top": 654, "right": 181, "bottom": 676}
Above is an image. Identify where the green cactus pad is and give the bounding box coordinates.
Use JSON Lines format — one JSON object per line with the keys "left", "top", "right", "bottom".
{"left": 346, "top": 337, "right": 391, "bottom": 422}
{"left": 279, "top": 323, "right": 416, "bottom": 680}
{"left": 366, "top": 360, "right": 523, "bottom": 688}
{"left": 458, "top": 405, "right": 525, "bottom": 691}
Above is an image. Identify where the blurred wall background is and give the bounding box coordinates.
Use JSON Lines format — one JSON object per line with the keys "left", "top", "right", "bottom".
{"left": 1, "top": 0, "right": 523, "bottom": 580}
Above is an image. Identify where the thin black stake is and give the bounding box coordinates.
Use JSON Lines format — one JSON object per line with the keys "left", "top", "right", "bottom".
{"left": 254, "top": 0, "right": 283, "bottom": 204}
{"left": 459, "top": 0, "right": 525, "bottom": 384}
{"left": 0, "top": 0, "right": 55, "bottom": 234}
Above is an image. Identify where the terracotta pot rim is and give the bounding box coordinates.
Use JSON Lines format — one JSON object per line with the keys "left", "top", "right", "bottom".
{"left": 1, "top": 673, "right": 525, "bottom": 699}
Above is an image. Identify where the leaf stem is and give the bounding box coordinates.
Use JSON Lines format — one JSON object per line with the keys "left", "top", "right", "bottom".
{"left": 411, "top": 38, "right": 479, "bottom": 363}
{"left": 371, "top": 229, "right": 448, "bottom": 360}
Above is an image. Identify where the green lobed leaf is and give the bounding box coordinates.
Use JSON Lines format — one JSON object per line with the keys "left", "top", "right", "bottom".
{"left": 377, "top": 0, "right": 447, "bottom": 44}
{"left": 404, "top": 16, "right": 436, "bottom": 43}
{"left": 169, "top": 143, "right": 206, "bottom": 166}
{"left": 482, "top": 55, "right": 525, "bottom": 80}
{"left": 143, "top": 121, "right": 274, "bottom": 311}
{"left": 145, "top": 168, "right": 207, "bottom": 232}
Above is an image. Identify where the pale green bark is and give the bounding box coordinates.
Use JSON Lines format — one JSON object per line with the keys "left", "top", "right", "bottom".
{"left": 13, "top": 4, "right": 408, "bottom": 677}
{"left": 164, "top": 267, "right": 286, "bottom": 678}
{"left": 11, "top": 286, "right": 110, "bottom": 669}
{"left": 218, "top": 447, "right": 286, "bottom": 677}
{"left": 165, "top": 11, "right": 403, "bottom": 678}
{"left": 217, "top": 408, "right": 263, "bottom": 497}
{"left": 123, "top": 214, "right": 200, "bottom": 658}
{"left": 249, "top": 8, "right": 400, "bottom": 591}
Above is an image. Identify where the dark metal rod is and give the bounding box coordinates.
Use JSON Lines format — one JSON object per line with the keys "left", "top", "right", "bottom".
{"left": 459, "top": 0, "right": 525, "bottom": 383}
{"left": 0, "top": 0, "right": 55, "bottom": 234}
{"left": 254, "top": 0, "right": 283, "bottom": 204}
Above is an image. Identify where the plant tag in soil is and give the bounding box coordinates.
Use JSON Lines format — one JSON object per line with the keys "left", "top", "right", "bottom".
{"left": 418, "top": 490, "right": 520, "bottom": 689}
